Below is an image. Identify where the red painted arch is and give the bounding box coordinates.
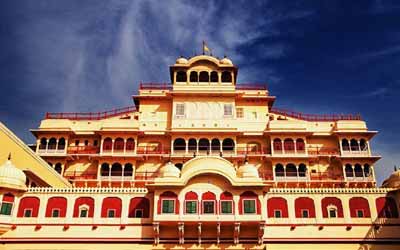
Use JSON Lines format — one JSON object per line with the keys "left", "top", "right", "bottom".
{"left": 157, "top": 191, "right": 179, "bottom": 214}
{"left": 267, "top": 197, "right": 288, "bottom": 218}
{"left": 128, "top": 197, "right": 150, "bottom": 218}
{"left": 17, "top": 197, "right": 40, "bottom": 217}
{"left": 73, "top": 197, "right": 95, "bottom": 218}
{"left": 321, "top": 197, "right": 343, "bottom": 218}
{"left": 295, "top": 197, "right": 316, "bottom": 218}
{"left": 101, "top": 197, "right": 122, "bottom": 218}
{"left": 239, "top": 191, "right": 261, "bottom": 215}
{"left": 349, "top": 197, "right": 370, "bottom": 218}
{"left": 45, "top": 197, "right": 67, "bottom": 217}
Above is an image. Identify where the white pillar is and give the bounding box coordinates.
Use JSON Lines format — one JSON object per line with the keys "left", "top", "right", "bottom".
{"left": 120, "top": 195, "right": 130, "bottom": 224}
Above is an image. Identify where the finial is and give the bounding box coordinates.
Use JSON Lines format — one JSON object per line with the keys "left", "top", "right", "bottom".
{"left": 244, "top": 155, "right": 248, "bottom": 164}
{"left": 224, "top": 54, "right": 227, "bottom": 58}
{"left": 395, "top": 165, "right": 398, "bottom": 172}
{"left": 7, "top": 153, "right": 11, "bottom": 161}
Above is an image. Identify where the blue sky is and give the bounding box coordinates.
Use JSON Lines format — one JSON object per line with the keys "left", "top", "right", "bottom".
{"left": 1, "top": 0, "right": 399, "bottom": 184}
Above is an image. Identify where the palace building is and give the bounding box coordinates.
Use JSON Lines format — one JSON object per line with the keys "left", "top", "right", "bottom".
{"left": 0, "top": 54, "right": 399, "bottom": 250}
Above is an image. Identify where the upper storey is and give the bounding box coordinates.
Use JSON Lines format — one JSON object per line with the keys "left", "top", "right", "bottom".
{"left": 170, "top": 55, "right": 238, "bottom": 92}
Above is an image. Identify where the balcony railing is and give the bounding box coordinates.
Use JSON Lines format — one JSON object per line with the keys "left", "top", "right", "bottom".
{"left": 235, "top": 83, "right": 268, "bottom": 90}
{"left": 139, "top": 82, "right": 172, "bottom": 90}
{"left": 37, "top": 149, "right": 66, "bottom": 154}
{"left": 67, "top": 146, "right": 100, "bottom": 154}
{"left": 136, "top": 146, "right": 170, "bottom": 155}
{"left": 270, "top": 107, "right": 362, "bottom": 122}
{"left": 45, "top": 106, "right": 136, "bottom": 120}
{"left": 308, "top": 147, "right": 340, "bottom": 156}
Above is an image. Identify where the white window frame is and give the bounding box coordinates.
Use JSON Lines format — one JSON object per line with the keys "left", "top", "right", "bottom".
{"left": 134, "top": 209, "right": 144, "bottom": 218}
{"left": 175, "top": 103, "right": 185, "bottom": 118}
{"left": 23, "top": 208, "right": 33, "bottom": 218}
{"left": 242, "top": 198, "right": 257, "bottom": 214}
{"left": 356, "top": 209, "right": 364, "bottom": 218}
{"left": 107, "top": 209, "right": 116, "bottom": 218}
{"left": 184, "top": 200, "right": 198, "bottom": 214}
{"left": 51, "top": 208, "right": 61, "bottom": 218}
{"left": 301, "top": 209, "right": 309, "bottom": 218}
{"left": 327, "top": 205, "right": 338, "bottom": 218}
{"left": 161, "top": 199, "right": 175, "bottom": 214}
{"left": 274, "top": 209, "right": 282, "bottom": 218}
{"left": 220, "top": 200, "right": 233, "bottom": 214}
{"left": 79, "top": 204, "right": 90, "bottom": 218}
{"left": 223, "top": 104, "right": 233, "bottom": 117}
{"left": 202, "top": 200, "right": 216, "bottom": 214}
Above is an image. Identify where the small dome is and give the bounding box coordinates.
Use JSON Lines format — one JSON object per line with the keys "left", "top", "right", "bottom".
{"left": 220, "top": 57, "right": 233, "bottom": 65}
{"left": 382, "top": 169, "right": 400, "bottom": 188}
{"left": 159, "top": 162, "right": 180, "bottom": 178}
{"left": 0, "top": 159, "right": 27, "bottom": 191}
{"left": 237, "top": 161, "right": 259, "bottom": 178}
{"left": 176, "top": 57, "right": 188, "bottom": 64}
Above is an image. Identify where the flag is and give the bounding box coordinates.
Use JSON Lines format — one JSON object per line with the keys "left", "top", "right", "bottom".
{"left": 203, "top": 41, "right": 210, "bottom": 54}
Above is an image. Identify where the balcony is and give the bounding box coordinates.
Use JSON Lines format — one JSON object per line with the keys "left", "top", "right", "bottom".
{"left": 308, "top": 146, "right": 340, "bottom": 157}
{"left": 37, "top": 148, "right": 66, "bottom": 155}
{"left": 136, "top": 146, "right": 170, "bottom": 155}
{"left": 67, "top": 146, "right": 100, "bottom": 155}
{"left": 270, "top": 107, "right": 362, "bottom": 122}
{"left": 45, "top": 106, "right": 136, "bottom": 120}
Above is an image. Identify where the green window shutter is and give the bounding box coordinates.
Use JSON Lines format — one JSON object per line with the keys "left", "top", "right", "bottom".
{"left": 221, "top": 201, "right": 232, "bottom": 214}
{"left": 186, "top": 201, "right": 197, "bottom": 214}
{"left": 0, "top": 203, "right": 12, "bottom": 215}
{"left": 244, "top": 200, "right": 255, "bottom": 214}
{"left": 162, "top": 200, "right": 174, "bottom": 214}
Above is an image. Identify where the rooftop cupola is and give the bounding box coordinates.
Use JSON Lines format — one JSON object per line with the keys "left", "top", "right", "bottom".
{"left": 0, "top": 154, "right": 27, "bottom": 191}
{"left": 237, "top": 160, "right": 260, "bottom": 178}
{"left": 159, "top": 161, "right": 181, "bottom": 178}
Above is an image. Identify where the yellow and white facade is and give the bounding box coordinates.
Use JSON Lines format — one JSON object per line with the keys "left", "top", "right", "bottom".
{"left": 0, "top": 54, "right": 399, "bottom": 250}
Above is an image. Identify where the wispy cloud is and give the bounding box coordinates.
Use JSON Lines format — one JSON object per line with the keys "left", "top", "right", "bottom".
{"left": 359, "top": 87, "right": 388, "bottom": 98}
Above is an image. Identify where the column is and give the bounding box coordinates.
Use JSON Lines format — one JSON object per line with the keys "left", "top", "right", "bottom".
{"left": 294, "top": 140, "right": 297, "bottom": 155}
{"left": 37, "top": 194, "right": 48, "bottom": 224}
{"left": 120, "top": 195, "right": 130, "bottom": 224}
{"left": 259, "top": 194, "right": 267, "bottom": 220}
{"left": 111, "top": 139, "right": 115, "bottom": 154}
{"left": 56, "top": 139, "right": 59, "bottom": 151}
{"left": 367, "top": 196, "right": 378, "bottom": 220}
{"left": 100, "top": 138, "right": 104, "bottom": 154}
{"left": 270, "top": 138, "right": 274, "bottom": 155}
{"left": 185, "top": 139, "right": 188, "bottom": 154}
{"left": 233, "top": 195, "right": 240, "bottom": 220}
{"left": 93, "top": 196, "right": 102, "bottom": 223}
{"left": 339, "top": 137, "right": 343, "bottom": 155}
{"left": 342, "top": 197, "right": 351, "bottom": 224}
{"left": 314, "top": 196, "right": 323, "bottom": 224}
{"left": 123, "top": 138, "right": 127, "bottom": 154}
{"left": 171, "top": 139, "right": 174, "bottom": 155}
{"left": 65, "top": 196, "right": 75, "bottom": 223}
{"left": 36, "top": 139, "right": 40, "bottom": 153}
{"left": 287, "top": 196, "right": 296, "bottom": 223}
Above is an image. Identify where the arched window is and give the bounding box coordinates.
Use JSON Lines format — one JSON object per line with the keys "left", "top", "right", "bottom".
{"left": 101, "top": 197, "right": 122, "bottom": 218}
{"left": 296, "top": 138, "right": 305, "bottom": 152}
{"left": 210, "top": 71, "right": 218, "bottom": 82}
{"left": 176, "top": 71, "right": 187, "bottom": 82}
{"left": 129, "top": 197, "right": 150, "bottom": 218}
{"left": 184, "top": 192, "right": 198, "bottom": 214}
{"left": 364, "top": 164, "right": 371, "bottom": 177}
{"left": 222, "top": 138, "right": 235, "bottom": 152}
{"left": 114, "top": 138, "right": 124, "bottom": 152}
{"left": 321, "top": 197, "right": 343, "bottom": 218}
{"left": 354, "top": 164, "right": 363, "bottom": 177}
{"left": 345, "top": 164, "right": 353, "bottom": 177}
{"left": 239, "top": 191, "right": 260, "bottom": 215}
{"left": 173, "top": 138, "right": 186, "bottom": 152}
{"left": 39, "top": 138, "right": 47, "bottom": 150}
{"left": 201, "top": 192, "right": 216, "bottom": 214}
{"left": 273, "top": 139, "right": 282, "bottom": 152}
{"left": 111, "top": 163, "right": 122, "bottom": 176}
{"left": 188, "top": 138, "right": 197, "bottom": 153}
{"left": 283, "top": 139, "right": 295, "bottom": 152}
{"left": 220, "top": 191, "right": 234, "bottom": 214}
{"left": 295, "top": 197, "right": 315, "bottom": 218}
{"left": 190, "top": 71, "right": 198, "bottom": 82}
{"left": 126, "top": 138, "right": 135, "bottom": 152}
{"left": 101, "top": 163, "right": 110, "bottom": 176}
{"left": 221, "top": 71, "right": 232, "bottom": 83}
{"left": 211, "top": 138, "right": 220, "bottom": 153}
{"left": 376, "top": 197, "right": 399, "bottom": 218}
{"left": 158, "top": 191, "right": 179, "bottom": 214}
{"left": 267, "top": 197, "right": 288, "bottom": 218}
{"left": 360, "top": 139, "right": 368, "bottom": 151}
{"left": 342, "top": 139, "right": 350, "bottom": 151}
{"left": 48, "top": 137, "right": 57, "bottom": 150}
{"left": 58, "top": 138, "right": 66, "bottom": 150}
{"left": 103, "top": 138, "right": 112, "bottom": 151}
{"left": 17, "top": 197, "right": 40, "bottom": 218}
{"left": 46, "top": 197, "right": 67, "bottom": 217}
{"left": 286, "top": 163, "right": 297, "bottom": 177}
{"left": 298, "top": 163, "right": 307, "bottom": 177}
{"left": 349, "top": 197, "right": 370, "bottom": 218}
{"left": 54, "top": 163, "right": 62, "bottom": 174}
{"left": 199, "top": 71, "right": 209, "bottom": 82}
{"left": 198, "top": 138, "right": 210, "bottom": 153}
{"left": 275, "top": 164, "right": 284, "bottom": 177}
{"left": 124, "top": 163, "right": 133, "bottom": 177}
{"left": 73, "top": 197, "right": 94, "bottom": 218}
{"left": 350, "top": 139, "right": 359, "bottom": 151}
